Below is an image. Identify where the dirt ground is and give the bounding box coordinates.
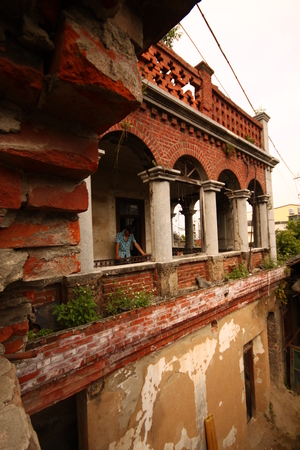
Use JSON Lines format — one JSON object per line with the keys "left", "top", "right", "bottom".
{"left": 247, "top": 383, "right": 300, "bottom": 449}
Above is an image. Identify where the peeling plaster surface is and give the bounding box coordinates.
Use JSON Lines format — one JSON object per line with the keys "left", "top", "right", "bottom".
{"left": 239, "top": 356, "right": 244, "bottom": 373}
{"left": 109, "top": 338, "right": 217, "bottom": 450}
{"left": 219, "top": 319, "right": 240, "bottom": 353}
{"left": 223, "top": 425, "right": 237, "bottom": 448}
{"left": 253, "top": 335, "right": 265, "bottom": 364}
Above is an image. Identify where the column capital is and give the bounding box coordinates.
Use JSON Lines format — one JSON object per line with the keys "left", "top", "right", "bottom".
{"left": 201, "top": 180, "right": 224, "bottom": 193}
{"left": 138, "top": 166, "right": 180, "bottom": 183}
{"left": 256, "top": 194, "right": 270, "bottom": 204}
{"left": 255, "top": 111, "right": 270, "bottom": 123}
{"left": 226, "top": 189, "right": 251, "bottom": 200}
{"left": 181, "top": 208, "right": 197, "bottom": 217}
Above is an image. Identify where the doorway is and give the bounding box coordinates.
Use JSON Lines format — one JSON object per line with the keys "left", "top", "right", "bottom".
{"left": 116, "top": 198, "right": 145, "bottom": 256}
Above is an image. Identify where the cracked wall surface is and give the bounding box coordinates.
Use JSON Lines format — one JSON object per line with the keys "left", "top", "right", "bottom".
{"left": 79, "top": 297, "right": 270, "bottom": 450}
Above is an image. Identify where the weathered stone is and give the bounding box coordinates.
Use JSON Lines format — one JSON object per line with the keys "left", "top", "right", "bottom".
{"left": 23, "top": 246, "right": 81, "bottom": 281}
{"left": 292, "top": 278, "right": 300, "bottom": 293}
{"left": 0, "top": 122, "right": 99, "bottom": 179}
{"left": 0, "top": 375, "right": 15, "bottom": 405}
{"left": 19, "top": 14, "right": 55, "bottom": 51}
{"left": 196, "top": 276, "right": 211, "bottom": 289}
{"left": 208, "top": 256, "right": 224, "bottom": 282}
{"left": 27, "top": 176, "right": 88, "bottom": 212}
{"left": 37, "top": 10, "right": 142, "bottom": 134}
{"left": 0, "top": 35, "right": 43, "bottom": 112}
{"left": 0, "top": 107, "right": 21, "bottom": 134}
{"left": 0, "top": 213, "right": 80, "bottom": 249}
{"left": 156, "top": 263, "right": 178, "bottom": 296}
{"left": 0, "top": 404, "right": 40, "bottom": 450}
{"left": 0, "top": 211, "right": 18, "bottom": 229}
{"left": 0, "top": 249, "right": 28, "bottom": 293}
{"left": 0, "top": 357, "right": 11, "bottom": 377}
{"left": 0, "top": 164, "right": 22, "bottom": 210}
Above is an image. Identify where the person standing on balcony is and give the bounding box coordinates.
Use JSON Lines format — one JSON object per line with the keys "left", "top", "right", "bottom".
{"left": 115, "top": 225, "right": 146, "bottom": 262}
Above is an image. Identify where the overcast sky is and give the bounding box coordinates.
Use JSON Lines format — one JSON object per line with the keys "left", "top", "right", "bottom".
{"left": 173, "top": 0, "right": 300, "bottom": 209}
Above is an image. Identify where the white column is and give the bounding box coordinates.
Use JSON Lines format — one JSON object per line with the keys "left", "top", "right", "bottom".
{"left": 202, "top": 180, "right": 224, "bottom": 255}
{"left": 139, "top": 166, "right": 180, "bottom": 262}
{"left": 78, "top": 176, "right": 94, "bottom": 273}
{"left": 255, "top": 112, "right": 277, "bottom": 259}
{"left": 227, "top": 190, "right": 250, "bottom": 252}
{"left": 257, "top": 195, "right": 270, "bottom": 248}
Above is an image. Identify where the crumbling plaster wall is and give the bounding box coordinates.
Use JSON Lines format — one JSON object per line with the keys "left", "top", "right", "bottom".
{"left": 79, "top": 298, "right": 270, "bottom": 450}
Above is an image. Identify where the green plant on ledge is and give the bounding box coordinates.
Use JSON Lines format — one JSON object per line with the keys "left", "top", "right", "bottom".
{"left": 245, "top": 134, "right": 255, "bottom": 144}
{"left": 106, "top": 286, "right": 152, "bottom": 317}
{"left": 261, "top": 256, "right": 277, "bottom": 270}
{"left": 222, "top": 142, "right": 236, "bottom": 158}
{"left": 28, "top": 328, "right": 53, "bottom": 341}
{"left": 53, "top": 285, "right": 99, "bottom": 328}
{"left": 224, "top": 263, "right": 249, "bottom": 281}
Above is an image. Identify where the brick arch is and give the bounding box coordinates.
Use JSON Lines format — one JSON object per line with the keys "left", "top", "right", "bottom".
{"left": 100, "top": 122, "right": 163, "bottom": 164}
{"left": 215, "top": 161, "right": 244, "bottom": 189}
{"left": 217, "top": 168, "right": 241, "bottom": 190}
{"left": 168, "top": 142, "right": 210, "bottom": 179}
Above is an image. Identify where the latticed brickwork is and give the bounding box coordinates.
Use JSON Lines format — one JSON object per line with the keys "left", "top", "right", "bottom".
{"left": 138, "top": 42, "right": 262, "bottom": 147}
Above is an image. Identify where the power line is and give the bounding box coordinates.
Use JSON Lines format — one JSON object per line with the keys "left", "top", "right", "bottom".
{"left": 197, "top": 4, "right": 256, "bottom": 114}
{"left": 268, "top": 137, "right": 296, "bottom": 178}
{"left": 178, "top": 22, "right": 231, "bottom": 99}
{"left": 195, "top": 3, "right": 297, "bottom": 184}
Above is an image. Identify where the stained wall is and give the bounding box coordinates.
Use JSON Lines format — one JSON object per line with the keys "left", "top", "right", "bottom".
{"left": 79, "top": 298, "right": 270, "bottom": 450}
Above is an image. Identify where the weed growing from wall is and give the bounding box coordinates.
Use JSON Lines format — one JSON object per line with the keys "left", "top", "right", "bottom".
{"left": 106, "top": 286, "right": 152, "bottom": 316}
{"left": 224, "top": 263, "right": 249, "bottom": 281}
{"left": 53, "top": 285, "right": 99, "bottom": 328}
{"left": 28, "top": 328, "right": 53, "bottom": 340}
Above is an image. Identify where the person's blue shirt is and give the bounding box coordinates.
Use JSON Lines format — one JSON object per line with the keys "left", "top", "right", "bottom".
{"left": 115, "top": 229, "right": 136, "bottom": 258}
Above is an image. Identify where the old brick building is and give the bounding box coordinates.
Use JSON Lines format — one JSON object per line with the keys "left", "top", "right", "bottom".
{"left": 0, "top": 2, "right": 288, "bottom": 449}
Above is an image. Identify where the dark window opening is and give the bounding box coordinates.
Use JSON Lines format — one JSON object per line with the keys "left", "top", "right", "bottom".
{"left": 244, "top": 342, "right": 256, "bottom": 422}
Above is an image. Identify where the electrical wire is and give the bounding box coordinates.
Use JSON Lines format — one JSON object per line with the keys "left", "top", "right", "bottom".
{"left": 178, "top": 22, "right": 231, "bottom": 99}
{"left": 195, "top": 2, "right": 297, "bottom": 187}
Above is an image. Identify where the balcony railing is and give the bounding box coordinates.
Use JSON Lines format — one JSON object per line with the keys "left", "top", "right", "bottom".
{"left": 94, "top": 254, "right": 152, "bottom": 268}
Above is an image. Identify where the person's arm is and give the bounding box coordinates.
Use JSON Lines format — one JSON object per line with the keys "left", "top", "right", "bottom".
{"left": 134, "top": 242, "right": 146, "bottom": 256}
{"left": 115, "top": 242, "right": 121, "bottom": 260}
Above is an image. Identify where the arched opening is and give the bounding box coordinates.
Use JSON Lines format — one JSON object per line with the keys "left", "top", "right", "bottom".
{"left": 92, "top": 131, "right": 155, "bottom": 262}
{"left": 247, "top": 179, "right": 264, "bottom": 248}
{"left": 171, "top": 156, "right": 206, "bottom": 255}
{"left": 217, "top": 170, "right": 240, "bottom": 252}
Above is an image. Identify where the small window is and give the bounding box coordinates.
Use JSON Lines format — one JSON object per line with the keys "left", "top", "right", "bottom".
{"left": 289, "top": 208, "right": 295, "bottom": 215}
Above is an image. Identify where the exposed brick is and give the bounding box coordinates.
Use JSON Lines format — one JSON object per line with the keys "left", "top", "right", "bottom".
{"left": 23, "top": 251, "right": 81, "bottom": 281}
{"left": 0, "top": 35, "right": 43, "bottom": 112}
{"left": 0, "top": 123, "right": 99, "bottom": 179}
{"left": 0, "top": 164, "right": 22, "bottom": 210}
{"left": 0, "top": 218, "right": 80, "bottom": 249}
{"left": 27, "top": 177, "right": 88, "bottom": 212}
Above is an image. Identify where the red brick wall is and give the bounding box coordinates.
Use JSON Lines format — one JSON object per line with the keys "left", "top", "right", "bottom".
{"left": 102, "top": 269, "right": 158, "bottom": 306}
{"left": 105, "top": 103, "right": 267, "bottom": 194}
{"left": 177, "top": 261, "right": 209, "bottom": 288}
{"left": 16, "top": 267, "right": 286, "bottom": 416}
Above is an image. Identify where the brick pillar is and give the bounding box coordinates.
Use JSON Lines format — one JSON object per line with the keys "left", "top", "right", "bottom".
{"left": 227, "top": 189, "right": 250, "bottom": 251}
{"left": 202, "top": 180, "right": 224, "bottom": 255}
{"left": 139, "top": 166, "right": 180, "bottom": 262}
{"left": 195, "top": 61, "right": 214, "bottom": 118}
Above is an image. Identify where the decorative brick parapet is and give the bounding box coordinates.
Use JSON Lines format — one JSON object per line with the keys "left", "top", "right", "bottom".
{"left": 139, "top": 42, "right": 262, "bottom": 147}
{"left": 14, "top": 266, "right": 286, "bottom": 415}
